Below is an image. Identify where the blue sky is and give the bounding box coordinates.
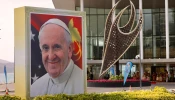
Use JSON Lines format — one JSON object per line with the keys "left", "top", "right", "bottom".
{"left": 0, "top": 0, "right": 54, "bottom": 62}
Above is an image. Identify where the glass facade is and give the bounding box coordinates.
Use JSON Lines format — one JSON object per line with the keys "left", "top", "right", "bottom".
{"left": 143, "top": 9, "right": 167, "bottom": 59}
{"left": 76, "top": 7, "right": 175, "bottom": 60}
{"left": 76, "top": 0, "right": 175, "bottom": 80}
{"left": 169, "top": 8, "right": 175, "bottom": 58}
{"left": 76, "top": 1, "right": 175, "bottom": 60}
{"left": 85, "top": 7, "right": 108, "bottom": 60}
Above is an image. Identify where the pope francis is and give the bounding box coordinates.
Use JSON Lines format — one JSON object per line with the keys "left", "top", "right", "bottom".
{"left": 30, "top": 18, "right": 84, "bottom": 97}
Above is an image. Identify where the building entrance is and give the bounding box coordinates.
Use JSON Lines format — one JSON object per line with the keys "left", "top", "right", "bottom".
{"left": 151, "top": 66, "right": 175, "bottom": 82}
{"left": 170, "top": 66, "right": 175, "bottom": 82}
{"left": 151, "top": 66, "right": 167, "bottom": 82}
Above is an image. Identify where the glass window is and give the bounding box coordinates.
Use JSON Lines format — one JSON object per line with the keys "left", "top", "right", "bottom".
{"left": 160, "top": 8, "right": 165, "bottom": 12}
{"left": 105, "top": 9, "right": 110, "bottom": 14}
{"left": 86, "top": 36, "right": 104, "bottom": 60}
{"left": 153, "top": 37, "right": 161, "bottom": 58}
{"left": 160, "top": 13, "right": 165, "bottom": 36}
{"left": 123, "top": 9, "right": 128, "bottom": 14}
{"left": 132, "top": 14, "right": 139, "bottom": 30}
{"left": 76, "top": 7, "right": 80, "bottom": 11}
{"left": 143, "top": 13, "right": 150, "bottom": 58}
{"left": 144, "top": 37, "right": 153, "bottom": 58}
{"left": 170, "top": 37, "right": 175, "bottom": 47}
{"left": 86, "top": 15, "right": 90, "bottom": 36}
{"left": 144, "top": 14, "right": 152, "bottom": 37}
{"left": 97, "top": 9, "right": 104, "bottom": 14}
{"left": 90, "top": 8, "right": 96, "bottom": 14}
{"left": 116, "top": 9, "right": 121, "bottom": 14}
{"left": 168, "top": 8, "right": 175, "bottom": 12}
{"left": 152, "top": 9, "right": 159, "bottom": 13}
{"left": 87, "top": 36, "right": 104, "bottom": 60}
{"left": 120, "top": 14, "right": 129, "bottom": 27}
{"left": 124, "top": 46, "right": 138, "bottom": 59}
{"left": 153, "top": 14, "right": 159, "bottom": 36}
{"left": 98, "top": 37, "right": 104, "bottom": 59}
{"left": 122, "top": 37, "right": 139, "bottom": 59}
{"left": 87, "top": 37, "right": 98, "bottom": 59}
{"left": 160, "top": 37, "right": 166, "bottom": 58}
{"left": 170, "top": 36, "right": 175, "bottom": 58}
{"left": 152, "top": 13, "right": 165, "bottom": 36}
{"left": 143, "top": 9, "right": 152, "bottom": 14}
{"left": 136, "top": 9, "right": 139, "bottom": 14}
{"left": 87, "top": 65, "right": 101, "bottom": 79}
{"left": 90, "top": 15, "right": 97, "bottom": 36}
{"left": 84, "top": 8, "right": 90, "bottom": 14}
{"left": 98, "top": 15, "right": 105, "bottom": 36}
{"left": 169, "top": 12, "right": 175, "bottom": 35}
{"left": 83, "top": 4, "right": 170, "bottom": 60}
{"left": 105, "top": 15, "right": 108, "bottom": 21}
{"left": 154, "top": 36, "right": 166, "bottom": 58}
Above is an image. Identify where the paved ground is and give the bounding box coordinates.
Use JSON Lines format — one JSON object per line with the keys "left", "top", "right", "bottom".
{"left": 0, "top": 82, "right": 175, "bottom": 95}
{"left": 0, "top": 83, "right": 14, "bottom": 95}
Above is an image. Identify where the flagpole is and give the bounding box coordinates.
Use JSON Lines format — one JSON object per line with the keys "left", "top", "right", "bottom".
{"left": 6, "top": 82, "right": 7, "bottom": 90}
{"left": 139, "top": 0, "right": 143, "bottom": 89}
{"left": 4, "top": 65, "right": 8, "bottom": 94}
{"left": 139, "top": 54, "right": 142, "bottom": 88}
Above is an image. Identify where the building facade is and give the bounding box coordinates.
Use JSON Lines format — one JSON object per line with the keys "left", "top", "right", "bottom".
{"left": 53, "top": 0, "right": 175, "bottom": 81}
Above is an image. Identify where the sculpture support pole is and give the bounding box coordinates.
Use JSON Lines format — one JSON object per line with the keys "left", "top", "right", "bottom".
{"left": 139, "top": 0, "right": 143, "bottom": 88}
{"left": 165, "top": 0, "right": 170, "bottom": 76}
{"left": 139, "top": 45, "right": 142, "bottom": 88}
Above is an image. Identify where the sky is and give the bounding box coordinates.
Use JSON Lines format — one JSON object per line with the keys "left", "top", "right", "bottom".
{"left": 0, "top": 0, "right": 54, "bottom": 62}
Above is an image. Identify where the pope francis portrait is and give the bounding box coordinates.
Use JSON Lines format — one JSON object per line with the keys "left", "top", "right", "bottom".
{"left": 30, "top": 18, "right": 84, "bottom": 97}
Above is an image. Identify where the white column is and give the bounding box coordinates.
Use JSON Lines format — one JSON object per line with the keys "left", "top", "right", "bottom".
{"left": 80, "top": 0, "right": 84, "bottom": 11}
{"left": 165, "top": 0, "right": 170, "bottom": 74}
{"left": 139, "top": 0, "right": 143, "bottom": 80}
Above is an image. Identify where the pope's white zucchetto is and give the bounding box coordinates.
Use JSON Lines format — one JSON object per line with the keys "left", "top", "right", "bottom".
{"left": 39, "top": 18, "right": 71, "bottom": 35}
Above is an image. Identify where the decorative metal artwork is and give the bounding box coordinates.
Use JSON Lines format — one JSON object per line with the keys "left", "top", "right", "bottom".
{"left": 99, "top": 0, "right": 143, "bottom": 77}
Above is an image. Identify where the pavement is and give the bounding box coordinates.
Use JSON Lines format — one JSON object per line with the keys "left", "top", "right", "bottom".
{"left": 0, "top": 83, "right": 14, "bottom": 95}
{"left": 0, "top": 82, "right": 175, "bottom": 96}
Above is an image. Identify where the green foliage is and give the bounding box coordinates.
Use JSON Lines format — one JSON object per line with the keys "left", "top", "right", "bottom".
{"left": 118, "top": 74, "right": 124, "bottom": 80}
{"left": 0, "top": 95, "right": 21, "bottom": 100}
{"left": 109, "top": 75, "right": 116, "bottom": 80}
{"left": 0, "top": 87, "right": 175, "bottom": 100}
{"left": 109, "top": 74, "right": 124, "bottom": 80}
{"left": 33, "top": 86, "right": 175, "bottom": 100}
{"left": 153, "top": 86, "right": 168, "bottom": 93}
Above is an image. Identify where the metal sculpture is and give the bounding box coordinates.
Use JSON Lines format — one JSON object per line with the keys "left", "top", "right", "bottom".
{"left": 99, "top": 0, "right": 143, "bottom": 77}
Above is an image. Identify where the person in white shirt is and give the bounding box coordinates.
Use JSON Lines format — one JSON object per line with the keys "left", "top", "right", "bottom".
{"left": 30, "top": 18, "right": 84, "bottom": 97}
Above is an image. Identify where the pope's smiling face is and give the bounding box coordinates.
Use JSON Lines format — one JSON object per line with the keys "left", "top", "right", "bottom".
{"left": 39, "top": 24, "right": 73, "bottom": 78}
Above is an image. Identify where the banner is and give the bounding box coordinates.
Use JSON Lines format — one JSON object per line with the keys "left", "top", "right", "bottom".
{"left": 4, "top": 65, "right": 7, "bottom": 84}
{"left": 109, "top": 65, "right": 115, "bottom": 76}
{"left": 123, "top": 62, "right": 133, "bottom": 85}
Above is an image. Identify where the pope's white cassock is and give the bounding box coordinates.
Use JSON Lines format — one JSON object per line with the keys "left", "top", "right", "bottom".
{"left": 30, "top": 59, "right": 84, "bottom": 97}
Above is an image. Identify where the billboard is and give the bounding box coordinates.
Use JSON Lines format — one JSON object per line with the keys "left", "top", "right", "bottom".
{"left": 14, "top": 7, "right": 86, "bottom": 99}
